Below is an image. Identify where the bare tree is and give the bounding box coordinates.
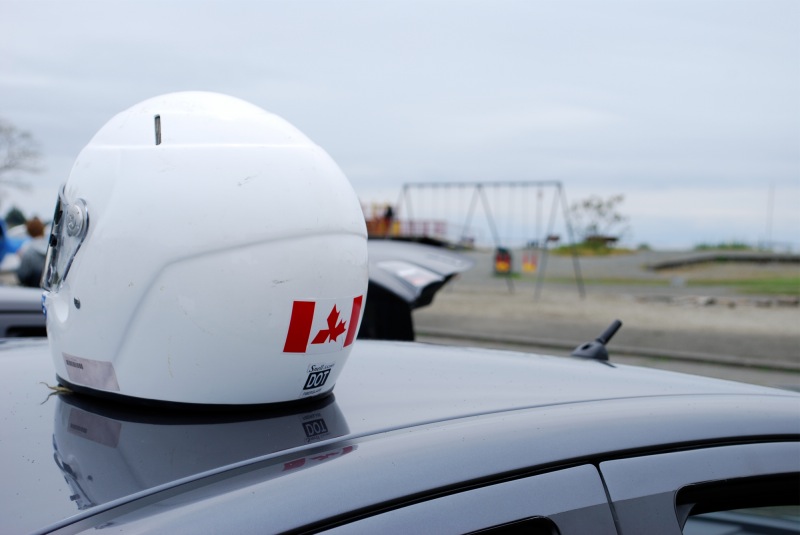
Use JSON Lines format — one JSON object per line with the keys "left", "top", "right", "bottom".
{"left": 0, "top": 118, "right": 42, "bottom": 189}
{"left": 569, "top": 194, "right": 629, "bottom": 244}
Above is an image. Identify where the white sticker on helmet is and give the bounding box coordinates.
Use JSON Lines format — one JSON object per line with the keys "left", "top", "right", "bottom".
{"left": 62, "top": 353, "right": 120, "bottom": 391}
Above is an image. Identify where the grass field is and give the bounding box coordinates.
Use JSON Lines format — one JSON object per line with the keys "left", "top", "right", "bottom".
{"left": 500, "top": 274, "right": 800, "bottom": 296}
{"left": 688, "top": 277, "right": 800, "bottom": 296}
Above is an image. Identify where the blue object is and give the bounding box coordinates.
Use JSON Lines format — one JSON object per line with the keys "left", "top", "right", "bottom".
{"left": 0, "top": 218, "right": 31, "bottom": 264}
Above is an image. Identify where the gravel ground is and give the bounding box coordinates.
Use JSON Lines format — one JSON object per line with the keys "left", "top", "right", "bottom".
{"left": 413, "top": 249, "right": 800, "bottom": 388}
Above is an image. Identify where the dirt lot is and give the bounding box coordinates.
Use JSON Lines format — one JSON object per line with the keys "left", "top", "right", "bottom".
{"left": 414, "top": 250, "right": 800, "bottom": 388}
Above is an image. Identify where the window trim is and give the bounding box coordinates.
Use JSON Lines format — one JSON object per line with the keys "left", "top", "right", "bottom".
{"left": 599, "top": 442, "right": 800, "bottom": 535}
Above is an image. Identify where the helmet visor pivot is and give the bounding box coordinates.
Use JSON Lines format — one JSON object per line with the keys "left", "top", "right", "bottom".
{"left": 42, "top": 185, "right": 89, "bottom": 291}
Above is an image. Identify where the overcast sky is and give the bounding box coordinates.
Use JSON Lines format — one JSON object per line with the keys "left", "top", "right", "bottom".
{"left": 1, "top": 0, "right": 798, "bottom": 248}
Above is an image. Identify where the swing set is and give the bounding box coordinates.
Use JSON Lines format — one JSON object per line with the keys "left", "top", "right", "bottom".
{"left": 392, "top": 181, "right": 585, "bottom": 298}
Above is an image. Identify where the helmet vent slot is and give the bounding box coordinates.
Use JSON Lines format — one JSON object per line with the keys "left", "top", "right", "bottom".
{"left": 154, "top": 114, "right": 161, "bottom": 145}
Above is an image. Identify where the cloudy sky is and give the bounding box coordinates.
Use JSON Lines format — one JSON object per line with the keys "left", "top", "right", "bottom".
{"left": 1, "top": 0, "right": 798, "bottom": 248}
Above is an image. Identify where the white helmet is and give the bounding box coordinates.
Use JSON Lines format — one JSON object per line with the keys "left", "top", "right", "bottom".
{"left": 43, "top": 91, "right": 368, "bottom": 406}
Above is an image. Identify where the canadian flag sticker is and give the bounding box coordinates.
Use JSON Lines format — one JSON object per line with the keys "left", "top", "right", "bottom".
{"left": 283, "top": 295, "right": 364, "bottom": 354}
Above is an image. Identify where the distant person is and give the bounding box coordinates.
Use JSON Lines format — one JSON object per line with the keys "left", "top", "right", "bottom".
{"left": 16, "top": 217, "right": 48, "bottom": 287}
{"left": 382, "top": 205, "right": 394, "bottom": 235}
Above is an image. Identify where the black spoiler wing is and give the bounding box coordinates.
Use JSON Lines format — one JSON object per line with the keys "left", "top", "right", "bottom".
{"left": 360, "top": 240, "right": 474, "bottom": 341}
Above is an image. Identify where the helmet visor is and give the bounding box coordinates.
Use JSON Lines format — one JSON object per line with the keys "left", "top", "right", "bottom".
{"left": 42, "top": 185, "right": 89, "bottom": 291}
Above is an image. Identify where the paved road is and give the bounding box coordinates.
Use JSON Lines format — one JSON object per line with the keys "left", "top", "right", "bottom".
{"left": 413, "top": 249, "right": 800, "bottom": 389}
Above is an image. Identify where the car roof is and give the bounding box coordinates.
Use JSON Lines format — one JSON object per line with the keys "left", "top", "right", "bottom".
{"left": 0, "top": 285, "right": 45, "bottom": 313}
{"left": 2, "top": 338, "right": 798, "bottom": 533}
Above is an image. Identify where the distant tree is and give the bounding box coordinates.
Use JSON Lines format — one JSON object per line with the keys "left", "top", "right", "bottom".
{"left": 0, "top": 118, "right": 42, "bottom": 189}
{"left": 569, "top": 194, "right": 629, "bottom": 245}
{"left": 4, "top": 205, "right": 26, "bottom": 227}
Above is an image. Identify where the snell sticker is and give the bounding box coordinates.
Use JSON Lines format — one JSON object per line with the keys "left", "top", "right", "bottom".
{"left": 303, "top": 363, "right": 334, "bottom": 391}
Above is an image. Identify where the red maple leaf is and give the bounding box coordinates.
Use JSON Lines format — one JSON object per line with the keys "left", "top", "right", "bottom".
{"left": 311, "top": 306, "right": 348, "bottom": 344}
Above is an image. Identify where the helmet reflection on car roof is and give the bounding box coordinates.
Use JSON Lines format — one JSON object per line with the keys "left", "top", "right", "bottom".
{"left": 42, "top": 91, "right": 368, "bottom": 406}
{"left": 52, "top": 393, "right": 351, "bottom": 511}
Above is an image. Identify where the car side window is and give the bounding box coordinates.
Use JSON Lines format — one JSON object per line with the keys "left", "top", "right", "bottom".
{"left": 600, "top": 442, "right": 800, "bottom": 535}
{"left": 679, "top": 473, "right": 800, "bottom": 534}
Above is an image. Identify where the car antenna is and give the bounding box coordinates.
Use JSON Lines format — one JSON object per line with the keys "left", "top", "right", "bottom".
{"left": 571, "top": 319, "right": 622, "bottom": 362}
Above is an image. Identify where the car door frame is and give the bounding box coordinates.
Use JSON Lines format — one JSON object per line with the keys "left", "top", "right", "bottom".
{"left": 319, "top": 463, "right": 617, "bottom": 534}
{"left": 599, "top": 441, "right": 800, "bottom": 535}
